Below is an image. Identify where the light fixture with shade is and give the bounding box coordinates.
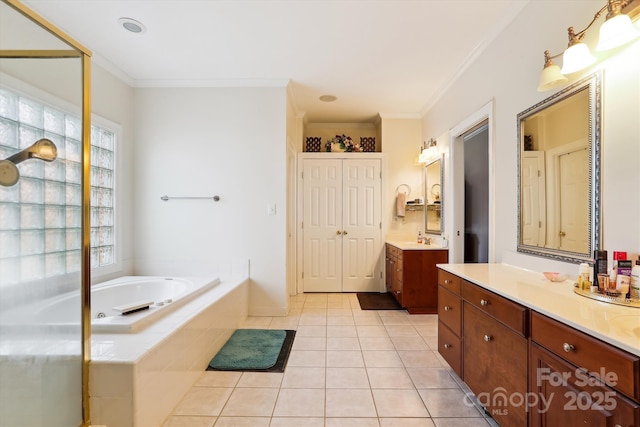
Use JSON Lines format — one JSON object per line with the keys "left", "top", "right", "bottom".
{"left": 417, "top": 138, "right": 438, "bottom": 164}
{"left": 537, "top": 0, "right": 639, "bottom": 91}
{"left": 537, "top": 50, "right": 569, "bottom": 91}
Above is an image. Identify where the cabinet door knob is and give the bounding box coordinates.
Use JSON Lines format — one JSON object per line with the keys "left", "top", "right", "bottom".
{"left": 480, "top": 299, "right": 489, "bottom": 306}
{"left": 444, "top": 344, "right": 452, "bottom": 349}
{"left": 484, "top": 334, "right": 492, "bottom": 342}
{"left": 444, "top": 305, "right": 451, "bottom": 311}
{"left": 444, "top": 279, "right": 452, "bottom": 284}
{"left": 563, "top": 343, "right": 575, "bottom": 353}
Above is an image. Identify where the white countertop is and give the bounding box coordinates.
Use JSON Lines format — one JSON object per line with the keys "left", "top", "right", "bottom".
{"left": 386, "top": 239, "right": 446, "bottom": 251}
{"left": 438, "top": 263, "right": 640, "bottom": 356}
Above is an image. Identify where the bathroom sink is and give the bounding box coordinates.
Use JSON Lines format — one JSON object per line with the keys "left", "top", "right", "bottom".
{"left": 608, "top": 315, "right": 640, "bottom": 339}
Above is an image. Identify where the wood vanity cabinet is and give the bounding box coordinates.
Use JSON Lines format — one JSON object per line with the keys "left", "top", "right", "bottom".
{"left": 529, "top": 311, "right": 640, "bottom": 427}
{"left": 437, "top": 268, "right": 640, "bottom": 427}
{"left": 385, "top": 244, "right": 448, "bottom": 313}
{"left": 461, "top": 280, "right": 529, "bottom": 427}
{"left": 437, "top": 270, "right": 463, "bottom": 377}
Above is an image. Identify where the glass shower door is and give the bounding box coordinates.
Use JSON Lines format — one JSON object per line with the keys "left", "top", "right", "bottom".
{"left": 0, "top": 1, "right": 91, "bottom": 426}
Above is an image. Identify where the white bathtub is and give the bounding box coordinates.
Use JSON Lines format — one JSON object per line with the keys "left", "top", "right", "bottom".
{"left": 3, "top": 276, "right": 219, "bottom": 334}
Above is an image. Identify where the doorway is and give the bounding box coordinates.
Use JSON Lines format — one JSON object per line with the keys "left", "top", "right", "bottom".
{"left": 463, "top": 124, "right": 489, "bottom": 263}
{"left": 449, "top": 101, "right": 495, "bottom": 264}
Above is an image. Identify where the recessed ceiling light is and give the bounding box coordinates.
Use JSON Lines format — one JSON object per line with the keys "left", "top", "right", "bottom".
{"left": 118, "top": 17, "right": 146, "bottom": 34}
{"left": 319, "top": 95, "right": 337, "bottom": 102}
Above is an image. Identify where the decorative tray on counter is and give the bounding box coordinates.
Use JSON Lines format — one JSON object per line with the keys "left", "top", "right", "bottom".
{"left": 573, "top": 286, "right": 640, "bottom": 308}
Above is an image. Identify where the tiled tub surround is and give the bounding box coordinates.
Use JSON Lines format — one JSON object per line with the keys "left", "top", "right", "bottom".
{"left": 90, "top": 277, "right": 249, "bottom": 427}
{"left": 437, "top": 263, "right": 639, "bottom": 356}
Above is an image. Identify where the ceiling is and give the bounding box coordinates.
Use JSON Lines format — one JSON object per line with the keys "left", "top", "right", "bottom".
{"left": 20, "top": 0, "right": 529, "bottom": 123}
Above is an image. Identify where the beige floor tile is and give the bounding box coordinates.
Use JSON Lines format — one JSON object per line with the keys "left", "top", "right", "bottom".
{"left": 414, "top": 324, "right": 439, "bottom": 337}
{"left": 220, "top": 387, "right": 279, "bottom": 416}
{"left": 194, "top": 371, "right": 241, "bottom": 388}
{"left": 240, "top": 317, "right": 272, "bottom": 327}
{"left": 325, "top": 417, "right": 381, "bottom": 427}
{"left": 327, "top": 308, "right": 354, "bottom": 316}
{"left": 286, "top": 350, "right": 326, "bottom": 367}
{"left": 379, "top": 418, "right": 435, "bottom": 427}
{"left": 407, "top": 314, "right": 438, "bottom": 325}
{"left": 362, "top": 350, "right": 404, "bottom": 367}
{"left": 358, "top": 336, "right": 395, "bottom": 351}
{"left": 327, "top": 336, "right": 361, "bottom": 351}
{"left": 406, "top": 367, "right": 460, "bottom": 389}
{"left": 326, "top": 389, "right": 377, "bottom": 417}
{"left": 366, "top": 367, "right": 414, "bottom": 389}
{"left": 356, "top": 325, "right": 389, "bottom": 337}
{"left": 432, "top": 418, "right": 492, "bottom": 427}
{"left": 418, "top": 388, "right": 484, "bottom": 418}
{"left": 296, "top": 325, "right": 327, "bottom": 337}
{"left": 213, "top": 417, "right": 270, "bottom": 426}
{"left": 398, "top": 350, "right": 443, "bottom": 368}
{"left": 327, "top": 325, "right": 358, "bottom": 337}
{"left": 391, "top": 336, "right": 429, "bottom": 351}
{"left": 281, "top": 366, "right": 325, "bottom": 388}
{"left": 384, "top": 325, "right": 420, "bottom": 337}
{"left": 299, "top": 314, "right": 328, "bottom": 326}
{"left": 161, "top": 415, "right": 216, "bottom": 427}
{"left": 380, "top": 316, "right": 411, "bottom": 325}
{"left": 327, "top": 316, "right": 356, "bottom": 326}
{"left": 372, "top": 389, "right": 430, "bottom": 418}
{"left": 269, "top": 318, "right": 300, "bottom": 329}
{"left": 423, "top": 335, "right": 438, "bottom": 350}
{"left": 327, "top": 350, "right": 365, "bottom": 367}
{"left": 172, "top": 387, "right": 233, "bottom": 416}
{"left": 236, "top": 372, "right": 283, "bottom": 388}
{"left": 270, "top": 417, "right": 324, "bottom": 427}
{"left": 326, "top": 367, "right": 370, "bottom": 388}
{"left": 353, "top": 315, "right": 383, "bottom": 326}
{"left": 292, "top": 336, "right": 327, "bottom": 350}
{"left": 273, "top": 388, "right": 325, "bottom": 417}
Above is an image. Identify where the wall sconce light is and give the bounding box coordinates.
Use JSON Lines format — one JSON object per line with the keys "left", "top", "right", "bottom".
{"left": 538, "top": 0, "right": 639, "bottom": 91}
{"left": 418, "top": 138, "right": 438, "bottom": 164}
{"left": 0, "top": 138, "right": 58, "bottom": 187}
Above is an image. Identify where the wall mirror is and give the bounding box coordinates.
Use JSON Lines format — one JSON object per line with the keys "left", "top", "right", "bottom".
{"left": 425, "top": 155, "right": 444, "bottom": 234}
{"left": 517, "top": 72, "right": 601, "bottom": 263}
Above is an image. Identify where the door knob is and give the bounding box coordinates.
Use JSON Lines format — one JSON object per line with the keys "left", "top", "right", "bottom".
{"left": 559, "top": 231, "right": 566, "bottom": 237}
{"left": 343, "top": 230, "right": 348, "bottom": 235}
{"left": 336, "top": 230, "right": 342, "bottom": 235}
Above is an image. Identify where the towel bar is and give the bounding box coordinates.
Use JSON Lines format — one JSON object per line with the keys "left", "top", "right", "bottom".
{"left": 161, "top": 195, "right": 220, "bottom": 202}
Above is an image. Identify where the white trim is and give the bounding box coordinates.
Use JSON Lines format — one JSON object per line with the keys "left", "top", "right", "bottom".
{"left": 448, "top": 100, "right": 496, "bottom": 263}
{"left": 133, "top": 78, "right": 290, "bottom": 88}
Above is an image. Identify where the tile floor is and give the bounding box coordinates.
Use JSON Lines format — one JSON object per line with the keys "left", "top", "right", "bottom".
{"left": 162, "top": 293, "right": 498, "bottom": 427}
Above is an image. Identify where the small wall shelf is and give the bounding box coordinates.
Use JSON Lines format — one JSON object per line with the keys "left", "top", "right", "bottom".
{"left": 405, "top": 203, "right": 424, "bottom": 211}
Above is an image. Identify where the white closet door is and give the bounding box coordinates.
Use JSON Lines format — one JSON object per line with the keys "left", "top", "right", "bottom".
{"left": 341, "top": 159, "right": 381, "bottom": 292}
{"left": 303, "top": 159, "right": 343, "bottom": 292}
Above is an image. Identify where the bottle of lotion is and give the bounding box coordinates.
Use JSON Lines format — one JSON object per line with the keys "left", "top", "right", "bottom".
{"left": 630, "top": 257, "right": 640, "bottom": 300}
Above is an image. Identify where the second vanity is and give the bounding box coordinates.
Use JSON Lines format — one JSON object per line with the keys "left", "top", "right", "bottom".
{"left": 385, "top": 240, "right": 448, "bottom": 313}
{"left": 437, "top": 263, "right": 640, "bottom": 427}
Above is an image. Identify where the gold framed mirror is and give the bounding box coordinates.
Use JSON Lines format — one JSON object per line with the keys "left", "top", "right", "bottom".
{"left": 517, "top": 72, "right": 601, "bottom": 263}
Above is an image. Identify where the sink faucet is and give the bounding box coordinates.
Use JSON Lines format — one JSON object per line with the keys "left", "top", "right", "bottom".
{"left": 424, "top": 237, "right": 432, "bottom": 245}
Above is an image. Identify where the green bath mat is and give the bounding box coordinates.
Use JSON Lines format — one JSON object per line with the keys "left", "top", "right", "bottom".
{"left": 207, "top": 329, "right": 295, "bottom": 372}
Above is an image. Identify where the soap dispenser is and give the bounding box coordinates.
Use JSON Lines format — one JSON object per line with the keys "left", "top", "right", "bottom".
{"left": 417, "top": 231, "right": 423, "bottom": 244}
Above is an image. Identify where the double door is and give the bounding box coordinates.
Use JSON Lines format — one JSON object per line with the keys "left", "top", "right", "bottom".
{"left": 302, "top": 157, "right": 382, "bottom": 292}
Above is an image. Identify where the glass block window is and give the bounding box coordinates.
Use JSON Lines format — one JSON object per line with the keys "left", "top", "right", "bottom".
{"left": 0, "top": 88, "right": 116, "bottom": 286}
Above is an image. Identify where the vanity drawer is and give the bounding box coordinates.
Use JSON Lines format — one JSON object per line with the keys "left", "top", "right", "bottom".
{"left": 438, "top": 286, "right": 461, "bottom": 335}
{"left": 386, "top": 244, "right": 398, "bottom": 258}
{"left": 531, "top": 311, "right": 640, "bottom": 401}
{"left": 438, "top": 270, "right": 461, "bottom": 295}
{"left": 438, "top": 320, "right": 462, "bottom": 377}
{"left": 461, "top": 280, "right": 527, "bottom": 336}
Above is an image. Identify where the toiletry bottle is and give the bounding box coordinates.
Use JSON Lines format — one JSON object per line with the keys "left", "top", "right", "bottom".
{"left": 630, "top": 257, "right": 640, "bottom": 300}
{"left": 593, "top": 250, "right": 607, "bottom": 283}
{"left": 417, "top": 231, "right": 423, "bottom": 244}
{"left": 578, "top": 263, "right": 591, "bottom": 290}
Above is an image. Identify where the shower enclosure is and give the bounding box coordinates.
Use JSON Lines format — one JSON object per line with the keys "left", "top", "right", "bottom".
{"left": 0, "top": 1, "right": 92, "bottom": 426}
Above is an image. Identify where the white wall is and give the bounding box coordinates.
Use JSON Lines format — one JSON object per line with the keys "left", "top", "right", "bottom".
{"left": 132, "top": 86, "right": 289, "bottom": 316}
{"left": 422, "top": 0, "right": 640, "bottom": 273}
